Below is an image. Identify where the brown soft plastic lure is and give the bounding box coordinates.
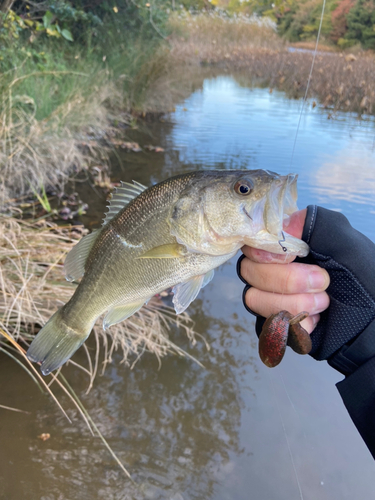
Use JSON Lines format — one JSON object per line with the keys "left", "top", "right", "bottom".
{"left": 258, "top": 311, "right": 312, "bottom": 367}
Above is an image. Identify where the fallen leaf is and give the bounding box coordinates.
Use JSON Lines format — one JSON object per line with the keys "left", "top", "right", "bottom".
{"left": 121, "top": 142, "right": 142, "bottom": 152}
{"left": 144, "top": 145, "right": 164, "bottom": 152}
{"left": 38, "top": 433, "right": 51, "bottom": 441}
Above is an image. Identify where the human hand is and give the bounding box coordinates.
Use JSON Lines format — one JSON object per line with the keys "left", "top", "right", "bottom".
{"left": 239, "top": 209, "right": 330, "bottom": 335}
{"left": 239, "top": 205, "right": 375, "bottom": 374}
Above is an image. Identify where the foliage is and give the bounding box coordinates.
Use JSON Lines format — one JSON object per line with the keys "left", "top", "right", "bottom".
{"left": 345, "top": 0, "right": 375, "bottom": 49}
{"left": 0, "top": 5, "right": 76, "bottom": 44}
{"left": 0, "top": 0, "right": 172, "bottom": 203}
{"left": 330, "top": 0, "right": 355, "bottom": 43}
{"left": 263, "top": 0, "right": 375, "bottom": 49}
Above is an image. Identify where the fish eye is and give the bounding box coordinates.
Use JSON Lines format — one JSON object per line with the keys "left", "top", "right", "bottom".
{"left": 234, "top": 179, "right": 253, "bottom": 196}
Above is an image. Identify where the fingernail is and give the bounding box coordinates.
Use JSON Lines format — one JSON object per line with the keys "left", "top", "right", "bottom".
{"left": 314, "top": 293, "right": 329, "bottom": 312}
{"left": 311, "top": 314, "right": 320, "bottom": 326}
{"left": 308, "top": 271, "right": 327, "bottom": 291}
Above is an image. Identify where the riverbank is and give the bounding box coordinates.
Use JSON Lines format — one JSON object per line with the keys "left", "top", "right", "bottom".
{"left": 169, "top": 12, "right": 375, "bottom": 116}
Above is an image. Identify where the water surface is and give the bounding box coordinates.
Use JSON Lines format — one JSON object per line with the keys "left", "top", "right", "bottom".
{"left": 1, "top": 73, "right": 375, "bottom": 500}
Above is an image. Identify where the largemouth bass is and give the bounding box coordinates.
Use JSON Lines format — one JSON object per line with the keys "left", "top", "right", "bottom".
{"left": 27, "top": 170, "right": 309, "bottom": 375}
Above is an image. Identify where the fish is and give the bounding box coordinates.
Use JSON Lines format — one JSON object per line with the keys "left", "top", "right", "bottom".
{"left": 27, "top": 169, "right": 309, "bottom": 375}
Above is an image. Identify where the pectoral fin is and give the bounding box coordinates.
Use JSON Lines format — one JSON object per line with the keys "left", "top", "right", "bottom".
{"left": 137, "top": 243, "right": 188, "bottom": 259}
{"left": 172, "top": 270, "right": 214, "bottom": 314}
{"left": 202, "top": 269, "right": 215, "bottom": 288}
{"left": 103, "top": 299, "right": 147, "bottom": 329}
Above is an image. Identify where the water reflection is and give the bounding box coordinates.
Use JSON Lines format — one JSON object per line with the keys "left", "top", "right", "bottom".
{"left": 24, "top": 299, "right": 251, "bottom": 500}
{"left": 312, "top": 146, "right": 375, "bottom": 206}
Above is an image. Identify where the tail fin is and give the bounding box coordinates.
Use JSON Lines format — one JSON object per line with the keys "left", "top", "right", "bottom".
{"left": 27, "top": 308, "right": 91, "bottom": 376}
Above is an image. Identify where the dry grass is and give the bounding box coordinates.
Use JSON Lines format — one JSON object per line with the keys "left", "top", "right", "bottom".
{"left": 227, "top": 49, "right": 375, "bottom": 115}
{"left": 170, "top": 12, "right": 375, "bottom": 115}
{"left": 288, "top": 41, "right": 338, "bottom": 52}
{"left": 169, "top": 11, "right": 281, "bottom": 64}
{"left": 0, "top": 72, "right": 120, "bottom": 208}
{"left": 0, "top": 216, "right": 200, "bottom": 388}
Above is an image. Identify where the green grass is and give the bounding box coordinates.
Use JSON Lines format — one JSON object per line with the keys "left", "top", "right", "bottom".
{"left": 0, "top": 20, "right": 169, "bottom": 204}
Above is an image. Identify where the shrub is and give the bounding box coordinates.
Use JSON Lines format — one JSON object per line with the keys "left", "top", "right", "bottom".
{"left": 345, "top": 0, "right": 375, "bottom": 49}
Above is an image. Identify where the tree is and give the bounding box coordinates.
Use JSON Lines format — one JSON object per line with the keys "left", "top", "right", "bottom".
{"left": 330, "top": 0, "right": 356, "bottom": 43}
{"left": 345, "top": 0, "right": 375, "bottom": 49}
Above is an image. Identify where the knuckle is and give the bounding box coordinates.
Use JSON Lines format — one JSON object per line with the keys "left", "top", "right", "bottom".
{"left": 295, "top": 293, "right": 316, "bottom": 313}
{"left": 241, "top": 259, "right": 251, "bottom": 283}
{"left": 245, "top": 287, "right": 256, "bottom": 309}
{"left": 283, "top": 267, "right": 297, "bottom": 293}
{"left": 283, "top": 264, "right": 307, "bottom": 294}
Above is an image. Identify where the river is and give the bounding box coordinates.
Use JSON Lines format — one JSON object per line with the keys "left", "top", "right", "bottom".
{"left": 1, "top": 72, "right": 375, "bottom": 500}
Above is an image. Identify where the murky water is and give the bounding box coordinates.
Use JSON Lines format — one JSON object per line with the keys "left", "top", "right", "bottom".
{"left": 1, "top": 74, "right": 375, "bottom": 500}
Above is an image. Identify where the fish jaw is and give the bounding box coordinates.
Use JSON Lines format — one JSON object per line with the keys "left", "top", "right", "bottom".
{"left": 242, "top": 173, "right": 309, "bottom": 257}
{"left": 243, "top": 229, "right": 309, "bottom": 256}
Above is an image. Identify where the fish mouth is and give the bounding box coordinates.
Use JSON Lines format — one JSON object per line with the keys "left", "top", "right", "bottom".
{"left": 244, "top": 173, "right": 310, "bottom": 257}
{"left": 264, "top": 173, "right": 298, "bottom": 234}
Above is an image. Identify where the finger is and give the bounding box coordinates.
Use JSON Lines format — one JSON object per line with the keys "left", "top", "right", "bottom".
{"left": 240, "top": 260, "right": 330, "bottom": 294}
{"left": 245, "top": 288, "right": 330, "bottom": 318}
{"left": 283, "top": 208, "right": 307, "bottom": 239}
{"left": 242, "top": 246, "right": 296, "bottom": 264}
{"left": 242, "top": 208, "right": 307, "bottom": 264}
{"left": 300, "top": 314, "right": 320, "bottom": 335}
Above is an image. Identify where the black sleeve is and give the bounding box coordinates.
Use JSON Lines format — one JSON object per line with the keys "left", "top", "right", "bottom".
{"left": 241, "top": 205, "right": 375, "bottom": 458}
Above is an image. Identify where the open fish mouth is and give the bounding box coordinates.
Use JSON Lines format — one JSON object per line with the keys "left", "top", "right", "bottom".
{"left": 243, "top": 173, "right": 310, "bottom": 257}
{"left": 264, "top": 173, "right": 299, "bottom": 234}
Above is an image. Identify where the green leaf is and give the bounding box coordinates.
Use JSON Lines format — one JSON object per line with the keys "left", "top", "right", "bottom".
{"left": 43, "top": 10, "right": 54, "bottom": 28}
{"left": 46, "top": 27, "right": 61, "bottom": 38}
{"left": 61, "top": 29, "right": 74, "bottom": 41}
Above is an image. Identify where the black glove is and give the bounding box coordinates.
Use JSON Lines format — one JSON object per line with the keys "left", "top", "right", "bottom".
{"left": 238, "top": 205, "right": 375, "bottom": 376}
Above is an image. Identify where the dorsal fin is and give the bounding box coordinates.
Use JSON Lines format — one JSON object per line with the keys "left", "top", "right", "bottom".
{"left": 102, "top": 180, "right": 147, "bottom": 226}
{"left": 64, "top": 229, "right": 100, "bottom": 282}
{"left": 64, "top": 180, "right": 147, "bottom": 282}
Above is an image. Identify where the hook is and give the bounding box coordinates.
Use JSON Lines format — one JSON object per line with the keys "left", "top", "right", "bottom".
{"left": 278, "top": 231, "right": 288, "bottom": 252}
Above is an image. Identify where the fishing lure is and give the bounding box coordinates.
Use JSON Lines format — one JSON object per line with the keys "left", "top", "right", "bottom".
{"left": 258, "top": 311, "right": 312, "bottom": 368}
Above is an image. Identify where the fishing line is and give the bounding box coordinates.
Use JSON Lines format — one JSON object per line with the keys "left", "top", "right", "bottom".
{"left": 270, "top": 3, "right": 328, "bottom": 486}
{"left": 276, "top": 0, "right": 328, "bottom": 314}
{"left": 289, "top": 0, "right": 327, "bottom": 169}
{"left": 268, "top": 368, "right": 305, "bottom": 500}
